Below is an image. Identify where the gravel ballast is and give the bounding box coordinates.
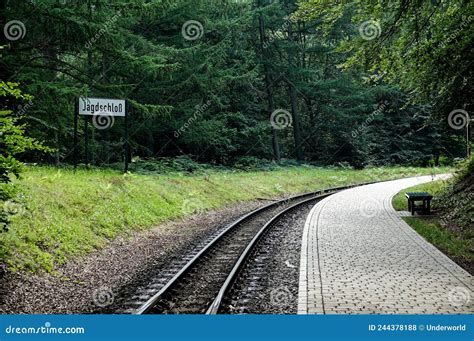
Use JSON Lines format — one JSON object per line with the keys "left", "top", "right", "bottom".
{"left": 222, "top": 201, "right": 314, "bottom": 314}
{"left": 0, "top": 200, "right": 270, "bottom": 314}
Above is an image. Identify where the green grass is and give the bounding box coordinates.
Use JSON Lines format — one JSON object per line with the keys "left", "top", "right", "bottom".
{"left": 392, "top": 179, "right": 473, "bottom": 273}
{"left": 1, "top": 165, "right": 450, "bottom": 273}
{"left": 392, "top": 179, "right": 449, "bottom": 211}
{"left": 404, "top": 217, "right": 473, "bottom": 268}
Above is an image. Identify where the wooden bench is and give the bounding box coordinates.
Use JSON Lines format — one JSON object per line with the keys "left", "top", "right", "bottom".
{"left": 405, "top": 192, "right": 433, "bottom": 215}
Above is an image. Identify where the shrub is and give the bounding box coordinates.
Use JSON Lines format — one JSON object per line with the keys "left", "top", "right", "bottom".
{"left": 0, "top": 82, "right": 49, "bottom": 231}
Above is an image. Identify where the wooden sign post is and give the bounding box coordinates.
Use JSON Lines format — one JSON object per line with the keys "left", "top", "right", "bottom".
{"left": 74, "top": 97, "right": 129, "bottom": 173}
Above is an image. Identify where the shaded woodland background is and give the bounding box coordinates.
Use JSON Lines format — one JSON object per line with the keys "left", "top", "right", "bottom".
{"left": 1, "top": 0, "right": 472, "bottom": 169}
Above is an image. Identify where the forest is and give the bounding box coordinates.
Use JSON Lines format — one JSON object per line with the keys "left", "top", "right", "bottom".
{"left": 0, "top": 1, "right": 473, "bottom": 319}
{"left": 2, "top": 0, "right": 471, "bottom": 169}
{"left": 1, "top": 0, "right": 473, "bottom": 234}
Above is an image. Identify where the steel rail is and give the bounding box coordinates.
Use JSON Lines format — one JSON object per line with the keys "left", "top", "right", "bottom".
{"left": 135, "top": 182, "right": 367, "bottom": 314}
{"left": 206, "top": 192, "right": 333, "bottom": 314}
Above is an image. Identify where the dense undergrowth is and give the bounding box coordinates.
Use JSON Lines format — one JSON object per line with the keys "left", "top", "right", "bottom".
{"left": 435, "top": 157, "right": 474, "bottom": 237}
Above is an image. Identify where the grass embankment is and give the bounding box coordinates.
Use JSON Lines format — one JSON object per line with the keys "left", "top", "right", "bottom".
{"left": 392, "top": 162, "right": 473, "bottom": 273}
{"left": 2, "top": 165, "right": 450, "bottom": 273}
{"left": 392, "top": 180, "right": 449, "bottom": 211}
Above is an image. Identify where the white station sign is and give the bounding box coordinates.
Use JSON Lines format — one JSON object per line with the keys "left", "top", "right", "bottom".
{"left": 79, "top": 97, "right": 126, "bottom": 116}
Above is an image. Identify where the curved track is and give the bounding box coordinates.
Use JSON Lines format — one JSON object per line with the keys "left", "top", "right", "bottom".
{"left": 207, "top": 195, "right": 325, "bottom": 314}
{"left": 136, "top": 184, "right": 361, "bottom": 314}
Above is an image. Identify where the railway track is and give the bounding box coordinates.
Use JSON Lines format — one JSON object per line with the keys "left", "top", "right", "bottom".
{"left": 207, "top": 198, "right": 318, "bottom": 314}
{"left": 135, "top": 184, "right": 360, "bottom": 314}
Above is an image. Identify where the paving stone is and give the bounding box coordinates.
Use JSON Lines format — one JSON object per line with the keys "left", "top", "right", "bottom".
{"left": 297, "top": 175, "right": 473, "bottom": 314}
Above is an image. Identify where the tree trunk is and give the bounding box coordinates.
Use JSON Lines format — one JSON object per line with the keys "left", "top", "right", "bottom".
{"left": 258, "top": 10, "right": 280, "bottom": 161}
{"left": 55, "top": 130, "right": 60, "bottom": 166}
{"left": 287, "top": 20, "right": 304, "bottom": 161}
{"left": 0, "top": 1, "right": 11, "bottom": 80}
{"left": 467, "top": 121, "right": 471, "bottom": 158}
{"left": 301, "top": 22, "right": 315, "bottom": 145}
